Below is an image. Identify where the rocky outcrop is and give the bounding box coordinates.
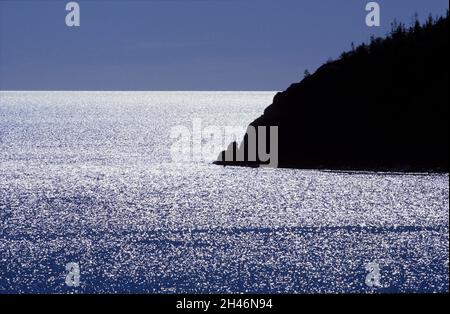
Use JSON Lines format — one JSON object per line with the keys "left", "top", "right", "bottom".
{"left": 215, "top": 13, "right": 449, "bottom": 172}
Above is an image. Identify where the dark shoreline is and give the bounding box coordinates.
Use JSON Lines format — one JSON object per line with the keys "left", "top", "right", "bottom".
{"left": 213, "top": 160, "right": 449, "bottom": 175}
{"left": 214, "top": 13, "right": 449, "bottom": 173}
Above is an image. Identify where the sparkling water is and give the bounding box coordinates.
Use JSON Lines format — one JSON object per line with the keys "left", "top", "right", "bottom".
{"left": 0, "top": 91, "right": 448, "bottom": 293}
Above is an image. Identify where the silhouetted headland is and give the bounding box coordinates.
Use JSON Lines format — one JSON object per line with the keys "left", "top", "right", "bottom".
{"left": 215, "top": 12, "right": 449, "bottom": 172}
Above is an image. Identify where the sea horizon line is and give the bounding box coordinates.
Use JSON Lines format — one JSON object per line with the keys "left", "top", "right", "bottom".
{"left": 0, "top": 90, "right": 279, "bottom": 93}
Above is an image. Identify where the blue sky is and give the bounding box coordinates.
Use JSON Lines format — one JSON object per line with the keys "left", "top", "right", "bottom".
{"left": 0, "top": 0, "right": 448, "bottom": 90}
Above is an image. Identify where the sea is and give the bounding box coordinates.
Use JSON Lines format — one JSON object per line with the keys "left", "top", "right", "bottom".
{"left": 0, "top": 91, "right": 448, "bottom": 293}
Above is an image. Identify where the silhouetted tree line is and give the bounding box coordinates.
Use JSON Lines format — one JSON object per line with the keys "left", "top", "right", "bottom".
{"left": 340, "top": 11, "right": 449, "bottom": 62}
{"left": 216, "top": 12, "right": 449, "bottom": 172}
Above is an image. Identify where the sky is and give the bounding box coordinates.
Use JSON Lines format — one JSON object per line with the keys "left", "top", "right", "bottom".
{"left": 0, "top": 0, "right": 448, "bottom": 91}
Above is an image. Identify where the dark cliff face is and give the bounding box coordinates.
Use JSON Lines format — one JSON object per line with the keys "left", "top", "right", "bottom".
{"left": 216, "top": 13, "right": 449, "bottom": 172}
